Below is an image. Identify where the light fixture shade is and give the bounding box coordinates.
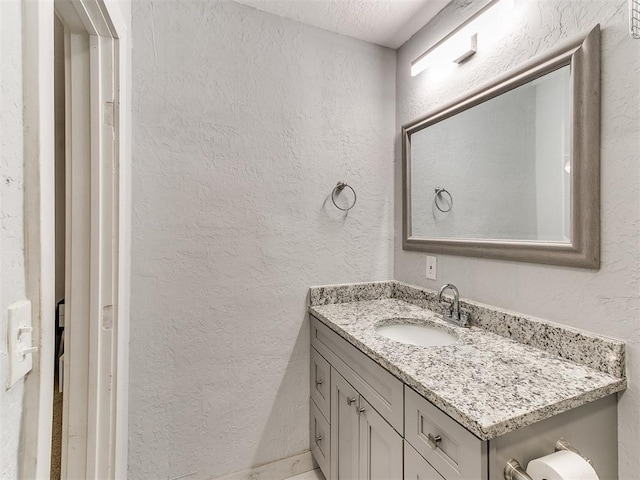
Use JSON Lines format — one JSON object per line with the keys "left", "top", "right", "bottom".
{"left": 411, "top": 0, "right": 514, "bottom": 77}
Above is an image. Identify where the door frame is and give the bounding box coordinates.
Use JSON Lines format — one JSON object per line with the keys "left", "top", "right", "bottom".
{"left": 21, "top": 0, "right": 131, "bottom": 478}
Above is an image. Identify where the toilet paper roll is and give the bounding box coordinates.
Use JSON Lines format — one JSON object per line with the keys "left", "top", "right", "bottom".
{"left": 526, "top": 450, "right": 599, "bottom": 480}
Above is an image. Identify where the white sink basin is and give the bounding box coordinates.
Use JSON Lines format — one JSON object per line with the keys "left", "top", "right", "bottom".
{"left": 375, "top": 322, "right": 458, "bottom": 347}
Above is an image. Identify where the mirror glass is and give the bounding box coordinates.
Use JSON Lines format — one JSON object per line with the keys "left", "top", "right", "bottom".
{"left": 410, "top": 65, "right": 571, "bottom": 242}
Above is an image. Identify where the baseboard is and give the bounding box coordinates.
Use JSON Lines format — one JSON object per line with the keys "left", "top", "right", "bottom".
{"left": 212, "top": 450, "right": 315, "bottom": 480}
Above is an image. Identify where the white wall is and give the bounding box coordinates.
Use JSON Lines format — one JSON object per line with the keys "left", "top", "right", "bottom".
{"left": 0, "top": 0, "right": 27, "bottom": 477}
{"left": 129, "top": 1, "right": 396, "bottom": 477}
{"left": 395, "top": 0, "right": 640, "bottom": 476}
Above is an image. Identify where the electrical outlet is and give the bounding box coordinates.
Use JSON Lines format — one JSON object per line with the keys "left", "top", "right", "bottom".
{"left": 426, "top": 256, "right": 437, "bottom": 280}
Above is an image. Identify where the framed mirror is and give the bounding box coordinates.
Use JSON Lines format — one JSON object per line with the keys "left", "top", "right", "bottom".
{"left": 402, "top": 25, "right": 600, "bottom": 268}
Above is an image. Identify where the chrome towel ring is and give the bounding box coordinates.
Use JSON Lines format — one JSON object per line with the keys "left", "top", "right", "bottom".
{"left": 434, "top": 187, "right": 453, "bottom": 213}
{"left": 332, "top": 181, "right": 357, "bottom": 211}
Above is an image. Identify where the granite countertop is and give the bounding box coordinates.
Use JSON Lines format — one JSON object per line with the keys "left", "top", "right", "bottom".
{"left": 309, "top": 297, "right": 626, "bottom": 440}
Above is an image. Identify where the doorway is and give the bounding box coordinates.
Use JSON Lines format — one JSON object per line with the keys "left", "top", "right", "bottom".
{"left": 54, "top": 1, "right": 122, "bottom": 476}
{"left": 21, "top": 1, "right": 130, "bottom": 478}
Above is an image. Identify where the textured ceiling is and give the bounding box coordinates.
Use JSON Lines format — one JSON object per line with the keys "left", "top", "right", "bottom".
{"left": 231, "top": 0, "right": 453, "bottom": 48}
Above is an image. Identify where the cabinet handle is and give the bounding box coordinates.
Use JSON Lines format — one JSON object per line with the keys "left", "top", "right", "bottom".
{"left": 347, "top": 397, "right": 356, "bottom": 405}
{"left": 357, "top": 406, "right": 366, "bottom": 414}
{"left": 316, "top": 379, "right": 323, "bottom": 386}
{"left": 427, "top": 433, "right": 442, "bottom": 450}
{"left": 315, "top": 435, "right": 322, "bottom": 443}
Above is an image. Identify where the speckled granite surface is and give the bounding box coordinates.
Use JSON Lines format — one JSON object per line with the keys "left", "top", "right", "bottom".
{"left": 309, "top": 281, "right": 625, "bottom": 378}
{"left": 309, "top": 281, "right": 395, "bottom": 306}
{"left": 309, "top": 298, "right": 626, "bottom": 440}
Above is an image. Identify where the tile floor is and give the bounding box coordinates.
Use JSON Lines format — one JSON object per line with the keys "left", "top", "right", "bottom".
{"left": 285, "top": 468, "right": 325, "bottom": 480}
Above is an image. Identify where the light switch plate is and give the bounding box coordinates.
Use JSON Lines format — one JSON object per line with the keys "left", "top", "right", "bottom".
{"left": 426, "top": 256, "right": 437, "bottom": 280}
{"left": 6, "top": 300, "right": 35, "bottom": 389}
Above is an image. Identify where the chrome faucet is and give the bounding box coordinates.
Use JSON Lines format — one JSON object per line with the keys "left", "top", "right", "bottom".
{"left": 437, "top": 284, "right": 469, "bottom": 328}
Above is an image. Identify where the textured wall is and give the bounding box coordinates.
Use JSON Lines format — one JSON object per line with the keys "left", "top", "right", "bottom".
{"left": 395, "top": 0, "right": 640, "bottom": 476}
{"left": 130, "top": 1, "right": 395, "bottom": 478}
{"left": 0, "top": 0, "right": 27, "bottom": 477}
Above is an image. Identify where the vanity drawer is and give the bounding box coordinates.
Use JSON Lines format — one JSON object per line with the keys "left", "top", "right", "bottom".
{"left": 405, "top": 386, "right": 488, "bottom": 480}
{"left": 310, "top": 347, "right": 330, "bottom": 421}
{"left": 405, "top": 440, "right": 444, "bottom": 480}
{"left": 310, "top": 398, "right": 331, "bottom": 480}
{"left": 310, "top": 315, "right": 404, "bottom": 433}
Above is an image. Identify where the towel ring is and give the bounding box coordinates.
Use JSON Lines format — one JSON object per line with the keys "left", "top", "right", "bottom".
{"left": 332, "top": 181, "right": 357, "bottom": 211}
{"left": 434, "top": 187, "right": 453, "bottom": 213}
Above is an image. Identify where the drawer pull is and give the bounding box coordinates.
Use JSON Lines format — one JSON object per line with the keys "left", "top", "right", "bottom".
{"left": 316, "top": 379, "right": 323, "bottom": 386}
{"left": 315, "top": 435, "right": 322, "bottom": 443}
{"left": 427, "top": 433, "right": 442, "bottom": 450}
{"left": 347, "top": 397, "right": 357, "bottom": 405}
{"left": 358, "top": 406, "right": 366, "bottom": 414}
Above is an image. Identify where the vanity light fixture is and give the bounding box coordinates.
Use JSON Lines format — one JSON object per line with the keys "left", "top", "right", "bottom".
{"left": 411, "top": 0, "right": 514, "bottom": 77}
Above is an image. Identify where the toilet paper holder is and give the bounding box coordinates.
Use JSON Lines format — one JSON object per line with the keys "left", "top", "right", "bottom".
{"left": 504, "top": 438, "right": 592, "bottom": 480}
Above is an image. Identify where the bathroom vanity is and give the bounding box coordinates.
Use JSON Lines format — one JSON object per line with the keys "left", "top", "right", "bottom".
{"left": 307, "top": 281, "right": 625, "bottom": 480}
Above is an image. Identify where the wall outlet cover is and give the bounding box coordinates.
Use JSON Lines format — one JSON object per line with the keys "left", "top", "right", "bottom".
{"left": 426, "top": 256, "right": 437, "bottom": 280}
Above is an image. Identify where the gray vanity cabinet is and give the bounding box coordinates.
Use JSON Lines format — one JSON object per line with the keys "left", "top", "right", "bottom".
{"left": 309, "top": 314, "right": 619, "bottom": 480}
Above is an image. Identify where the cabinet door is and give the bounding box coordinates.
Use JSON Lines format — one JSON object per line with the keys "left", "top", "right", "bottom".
{"left": 331, "top": 369, "right": 360, "bottom": 480}
{"left": 358, "top": 397, "right": 403, "bottom": 480}
{"left": 404, "top": 441, "right": 443, "bottom": 480}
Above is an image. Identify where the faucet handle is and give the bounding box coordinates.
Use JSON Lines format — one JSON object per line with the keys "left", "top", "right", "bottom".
{"left": 444, "top": 303, "right": 454, "bottom": 319}
{"left": 459, "top": 310, "right": 471, "bottom": 327}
